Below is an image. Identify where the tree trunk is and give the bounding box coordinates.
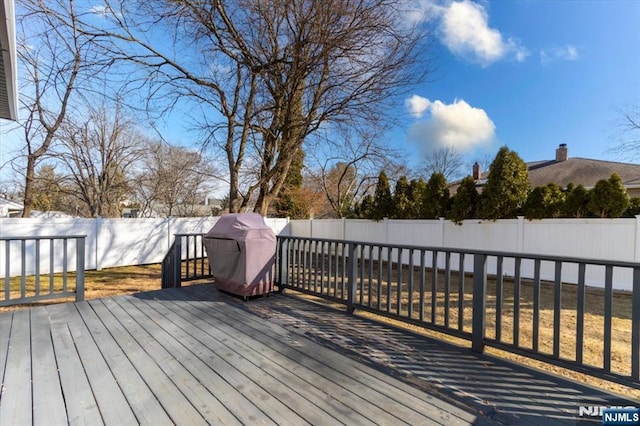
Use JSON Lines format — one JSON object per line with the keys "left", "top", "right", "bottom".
{"left": 22, "top": 155, "right": 37, "bottom": 218}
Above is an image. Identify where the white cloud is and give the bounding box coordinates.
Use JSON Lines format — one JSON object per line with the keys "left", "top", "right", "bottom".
{"left": 406, "top": 97, "right": 495, "bottom": 153}
{"left": 438, "top": 0, "right": 528, "bottom": 66}
{"left": 405, "top": 95, "right": 432, "bottom": 118}
{"left": 540, "top": 45, "right": 579, "bottom": 64}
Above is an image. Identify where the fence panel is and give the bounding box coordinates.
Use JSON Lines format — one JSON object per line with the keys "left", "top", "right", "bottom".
{"left": 0, "top": 217, "right": 289, "bottom": 277}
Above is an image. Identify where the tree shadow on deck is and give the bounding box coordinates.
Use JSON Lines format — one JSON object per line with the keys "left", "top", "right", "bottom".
{"left": 231, "top": 290, "right": 637, "bottom": 426}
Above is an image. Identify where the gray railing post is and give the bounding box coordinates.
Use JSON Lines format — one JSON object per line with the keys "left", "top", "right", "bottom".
{"left": 174, "top": 235, "right": 182, "bottom": 288}
{"left": 472, "top": 253, "right": 487, "bottom": 353}
{"left": 75, "top": 237, "right": 85, "bottom": 302}
{"left": 347, "top": 242, "right": 358, "bottom": 314}
{"left": 632, "top": 266, "right": 640, "bottom": 380}
{"left": 278, "top": 238, "right": 290, "bottom": 291}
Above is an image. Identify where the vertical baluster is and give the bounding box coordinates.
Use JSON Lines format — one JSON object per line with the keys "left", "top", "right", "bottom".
{"left": 396, "top": 248, "right": 402, "bottom": 315}
{"left": 576, "top": 263, "right": 586, "bottom": 365}
{"left": 314, "top": 240, "right": 319, "bottom": 293}
{"left": 186, "top": 235, "right": 190, "bottom": 279}
{"left": 368, "top": 245, "right": 373, "bottom": 308}
{"left": 408, "top": 249, "right": 414, "bottom": 319}
{"left": 359, "top": 244, "right": 365, "bottom": 305}
{"left": 341, "top": 242, "right": 347, "bottom": 300}
{"left": 513, "top": 257, "right": 521, "bottom": 347}
{"left": 20, "top": 239, "right": 26, "bottom": 299}
{"left": 4, "top": 240, "right": 10, "bottom": 301}
{"left": 63, "top": 238, "right": 68, "bottom": 293}
{"left": 495, "top": 256, "right": 503, "bottom": 342}
{"left": 603, "top": 265, "right": 613, "bottom": 373}
{"left": 320, "top": 241, "right": 326, "bottom": 295}
{"left": 553, "top": 261, "right": 562, "bottom": 358}
{"left": 631, "top": 266, "right": 640, "bottom": 380}
{"left": 386, "top": 246, "right": 392, "bottom": 312}
{"left": 532, "top": 259, "right": 541, "bottom": 352}
{"left": 76, "top": 237, "right": 85, "bottom": 302}
{"left": 420, "top": 250, "right": 426, "bottom": 322}
{"left": 444, "top": 252, "right": 451, "bottom": 328}
{"left": 377, "top": 246, "right": 382, "bottom": 310}
{"left": 431, "top": 251, "right": 438, "bottom": 324}
{"left": 49, "top": 239, "right": 54, "bottom": 293}
{"left": 35, "top": 239, "right": 40, "bottom": 297}
{"left": 458, "top": 253, "right": 465, "bottom": 331}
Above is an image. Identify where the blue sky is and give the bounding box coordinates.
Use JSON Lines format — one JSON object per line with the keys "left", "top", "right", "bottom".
{"left": 396, "top": 0, "right": 640, "bottom": 174}
{"left": 1, "top": 0, "right": 639, "bottom": 185}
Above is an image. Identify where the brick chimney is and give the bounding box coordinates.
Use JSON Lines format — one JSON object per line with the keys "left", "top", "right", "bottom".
{"left": 472, "top": 162, "right": 481, "bottom": 180}
{"left": 555, "top": 143, "right": 568, "bottom": 162}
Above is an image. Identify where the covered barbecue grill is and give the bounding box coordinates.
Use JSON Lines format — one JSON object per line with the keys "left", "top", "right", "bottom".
{"left": 203, "top": 213, "right": 276, "bottom": 297}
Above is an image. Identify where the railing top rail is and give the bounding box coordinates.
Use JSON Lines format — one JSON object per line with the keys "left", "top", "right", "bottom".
{"left": 0, "top": 235, "right": 87, "bottom": 241}
{"left": 278, "top": 235, "right": 640, "bottom": 269}
{"left": 173, "top": 233, "right": 206, "bottom": 237}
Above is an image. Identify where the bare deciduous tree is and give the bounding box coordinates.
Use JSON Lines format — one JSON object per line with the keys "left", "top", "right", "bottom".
{"left": 421, "top": 146, "right": 464, "bottom": 181}
{"left": 80, "top": 0, "right": 430, "bottom": 215}
{"left": 306, "top": 130, "right": 405, "bottom": 217}
{"left": 16, "top": 0, "right": 103, "bottom": 217}
{"left": 54, "top": 102, "right": 145, "bottom": 217}
{"left": 133, "top": 142, "right": 219, "bottom": 217}
{"left": 612, "top": 104, "right": 640, "bottom": 161}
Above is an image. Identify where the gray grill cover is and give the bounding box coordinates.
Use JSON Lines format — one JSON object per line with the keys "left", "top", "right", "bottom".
{"left": 203, "top": 213, "right": 276, "bottom": 296}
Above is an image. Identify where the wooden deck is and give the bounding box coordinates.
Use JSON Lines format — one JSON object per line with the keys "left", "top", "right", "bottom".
{"left": 0, "top": 284, "right": 636, "bottom": 425}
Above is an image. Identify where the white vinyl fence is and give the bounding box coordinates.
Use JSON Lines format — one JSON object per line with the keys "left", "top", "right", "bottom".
{"left": 0, "top": 217, "right": 289, "bottom": 277}
{"left": 283, "top": 217, "right": 640, "bottom": 291}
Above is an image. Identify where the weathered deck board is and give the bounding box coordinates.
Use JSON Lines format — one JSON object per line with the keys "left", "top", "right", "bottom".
{"left": 0, "top": 310, "right": 12, "bottom": 395}
{"left": 122, "top": 295, "right": 311, "bottom": 426}
{"left": 74, "top": 301, "right": 174, "bottom": 425}
{"left": 109, "top": 295, "right": 268, "bottom": 425}
{"left": 138, "top": 291, "right": 412, "bottom": 425}
{"left": 0, "top": 309, "right": 32, "bottom": 426}
{"left": 1, "top": 283, "right": 637, "bottom": 425}
{"left": 88, "top": 300, "right": 209, "bottom": 425}
{"left": 30, "top": 307, "right": 68, "bottom": 426}
{"left": 97, "top": 297, "right": 242, "bottom": 426}
{"left": 49, "top": 302, "right": 139, "bottom": 425}
{"left": 46, "top": 306, "right": 103, "bottom": 426}
{"left": 159, "top": 286, "right": 471, "bottom": 425}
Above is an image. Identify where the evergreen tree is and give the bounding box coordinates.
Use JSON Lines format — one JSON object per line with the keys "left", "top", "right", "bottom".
{"left": 479, "top": 146, "right": 530, "bottom": 219}
{"left": 588, "top": 173, "right": 630, "bottom": 218}
{"left": 624, "top": 197, "right": 640, "bottom": 217}
{"left": 371, "top": 171, "right": 392, "bottom": 220}
{"left": 273, "top": 148, "right": 310, "bottom": 219}
{"left": 449, "top": 176, "right": 479, "bottom": 224}
{"left": 408, "top": 178, "right": 427, "bottom": 219}
{"left": 562, "top": 183, "right": 590, "bottom": 218}
{"left": 355, "top": 194, "right": 374, "bottom": 219}
{"left": 422, "top": 172, "right": 449, "bottom": 219}
{"left": 523, "top": 183, "right": 565, "bottom": 219}
{"left": 392, "top": 176, "right": 412, "bottom": 219}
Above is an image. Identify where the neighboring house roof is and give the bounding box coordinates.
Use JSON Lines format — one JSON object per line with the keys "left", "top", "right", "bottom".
{"left": 526, "top": 158, "right": 640, "bottom": 189}
{"left": 0, "top": 197, "right": 23, "bottom": 217}
{"left": 449, "top": 144, "right": 640, "bottom": 194}
{"left": 0, "top": 0, "right": 18, "bottom": 121}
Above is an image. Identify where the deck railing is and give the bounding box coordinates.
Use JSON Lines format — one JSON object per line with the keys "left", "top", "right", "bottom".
{"left": 1, "top": 235, "right": 85, "bottom": 307}
{"left": 159, "top": 232, "right": 640, "bottom": 388}
{"left": 276, "top": 236, "right": 640, "bottom": 389}
{"left": 161, "top": 233, "right": 211, "bottom": 288}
